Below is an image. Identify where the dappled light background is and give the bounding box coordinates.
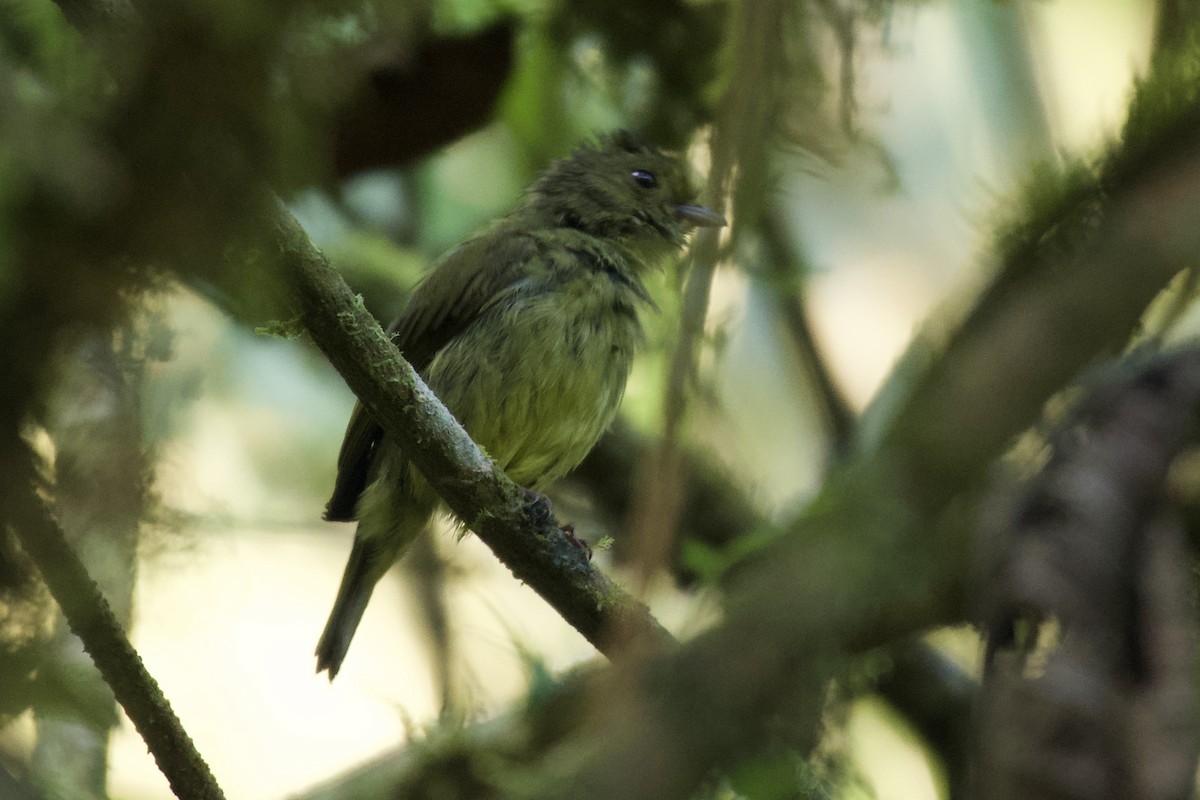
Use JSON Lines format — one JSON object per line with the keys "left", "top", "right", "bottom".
{"left": 0, "top": 0, "right": 1159, "bottom": 798}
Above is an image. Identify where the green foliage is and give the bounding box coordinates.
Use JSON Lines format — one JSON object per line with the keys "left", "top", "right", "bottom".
{"left": 12, "top": 0, "right": 1200, "bottom": 798}
{"left": 254, "top": 317, "right": 306, "bottom": 339}
{"left": 500, "top": 29, "right": 582, "bottom": 159}
{"left": 544, "top": 0, "right": 725, "bottom": 146}
{"left": 727, "top": 748, "right": 844, "bottom": 800}
{"left": 415, "top": 129, "right": 531, "bottom": 254}
{"left": 681, "top": 527, "right": 781, "bottom": 585}
{"left": 0, "top": 0, "right": 96, "bottom": 91}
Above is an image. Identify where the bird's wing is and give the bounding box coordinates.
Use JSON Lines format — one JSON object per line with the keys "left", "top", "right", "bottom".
{"left": 324, "top": 230, "right": 541, "bottom": 522}
{"left": 324, "top": 400, "right": 382, "bottom": 521}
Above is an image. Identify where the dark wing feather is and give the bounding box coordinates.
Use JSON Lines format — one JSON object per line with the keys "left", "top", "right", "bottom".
{"left": 324, "top": 229, "right": 540, "bottom": 521}
{"left": 324, "top": 400, "right": 382, "bottom": 521}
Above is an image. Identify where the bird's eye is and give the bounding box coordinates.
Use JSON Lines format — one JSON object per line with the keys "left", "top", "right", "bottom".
{"left": 631, "top": 169, "right": 658, "bottom": 189}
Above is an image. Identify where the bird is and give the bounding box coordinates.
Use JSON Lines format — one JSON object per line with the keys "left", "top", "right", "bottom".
{"left": 315, "top": 130, "right": 726, "bottom": 679}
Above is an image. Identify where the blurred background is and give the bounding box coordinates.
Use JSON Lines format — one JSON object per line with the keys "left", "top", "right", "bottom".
{"left": 0, "top": 0, "right": 1165, "bottom": 798}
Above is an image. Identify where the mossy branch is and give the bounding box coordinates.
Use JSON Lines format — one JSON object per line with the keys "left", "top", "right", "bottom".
{"left": 266, "top": 199, "right": 674, "bottom": 657}
{"left": 521, "top": 63, "right": 1200, "bottom": 800}
{"left": 2, "top": 444, "right": 226, "bottom": 800}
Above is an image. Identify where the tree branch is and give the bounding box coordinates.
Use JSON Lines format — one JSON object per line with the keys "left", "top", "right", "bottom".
{"left": 1, "top": 444, "right": 225, "bottom": 800}
{"left": 54, "top": 0, "right": 673, "bottom": 668}
{"left": 976, "top": 350, "right": 1200, "bottom": 799}
{"left": 265, "top": 199, "right": 674, "bottom": 656}
{"left": 517, "top": 70, "right": 1200, "bottom": 800}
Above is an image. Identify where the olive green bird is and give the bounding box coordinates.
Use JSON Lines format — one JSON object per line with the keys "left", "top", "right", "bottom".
{"left": 316, "top": 131, "right": 725, "bottom": 678}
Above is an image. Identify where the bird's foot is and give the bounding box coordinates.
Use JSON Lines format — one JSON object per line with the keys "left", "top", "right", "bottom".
{"left": 521, "top": 489, "right": 591, "bottom": 562}
{"left": 559, "top": 523, "right": 592, "bottom": 561}
{"left": 522, "top": 487, "right": 555, "bottom": 527}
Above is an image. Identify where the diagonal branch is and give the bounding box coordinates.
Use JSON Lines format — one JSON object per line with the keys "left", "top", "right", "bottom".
{"left": 519, "top": 67, "right": 1200, "bottom": 800}
{"left": 1, "top": 444, "right": 226, "bottom": 800}
{"left": 265, "top": 199, "right": 674, "bottom": 657}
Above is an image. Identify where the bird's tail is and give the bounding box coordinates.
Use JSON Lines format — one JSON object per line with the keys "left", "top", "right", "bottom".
{"left": 315, "top": 535, "right": 382, "bottom": 680}
{"left": 316, "top": 486, "right": 433, "bottom": 680}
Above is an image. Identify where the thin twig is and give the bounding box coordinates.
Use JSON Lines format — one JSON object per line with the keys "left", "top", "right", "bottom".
{"left": 628, "top": 0, "right": 787, "bottom": 579}
{"left": 2, "top": 444, "right": 226, "bottom": 800}
{"left": 759, "top": 211, "right": 856, "bottom": 457}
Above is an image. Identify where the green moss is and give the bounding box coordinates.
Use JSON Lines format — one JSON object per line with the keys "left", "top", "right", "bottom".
{"left": 984, "top": 14, "right": 1200, "bottom": 293}
{"left": 335, "top": 294, "right": 372, "bottom": 334}
{"left": 1114, "top": 27, "right": 1200, "bottom": 184}
{"left": 253, "top": 316, "right": 304, "bottom": 339}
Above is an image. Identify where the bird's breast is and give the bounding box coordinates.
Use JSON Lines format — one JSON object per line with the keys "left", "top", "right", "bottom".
{"left": 424, "top": 267, "right": 645, "bottom": 488}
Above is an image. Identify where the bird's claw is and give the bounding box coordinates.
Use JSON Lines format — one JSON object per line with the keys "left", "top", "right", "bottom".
{"left": 522, "top": 489, "right": 591, "bottom": 562}
{"left": 522, "top": 487, "right": 555, "bottom": 527}
{"left": 559, "top": 523, "right": 592, "bottom": 561}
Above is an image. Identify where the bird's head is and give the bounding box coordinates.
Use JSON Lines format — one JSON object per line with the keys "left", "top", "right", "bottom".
{"left": 526, "top": 131, "right": 726, "bottom": 260}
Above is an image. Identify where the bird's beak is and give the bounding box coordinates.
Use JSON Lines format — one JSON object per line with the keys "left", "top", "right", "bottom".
{"left": 676, "top": 204, "right": 728, "bottom": 228}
